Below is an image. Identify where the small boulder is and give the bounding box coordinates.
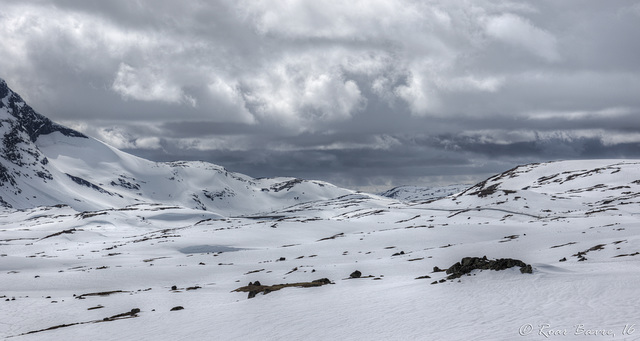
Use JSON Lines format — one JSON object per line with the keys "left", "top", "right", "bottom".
{"left": 312, "top": 278, "right": 332, "bottom": 285}
{"left": 520, "top": 264, "right": 533, "bottom": 274}
{"left": 349, "top": 270, "right": 362, "bottom": 279}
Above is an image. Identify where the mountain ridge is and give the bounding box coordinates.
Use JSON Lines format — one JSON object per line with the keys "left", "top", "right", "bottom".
{"left": 0, "top": 79, "right": 86, "bottom": 142}
{"left": 0, "top": 79, "right": 353, "bottom": 215}
{"left": 3, "top": 78, "right": 640, "bottom": 220}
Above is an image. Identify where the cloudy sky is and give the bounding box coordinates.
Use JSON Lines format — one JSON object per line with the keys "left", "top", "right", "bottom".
{"left": 2, "top": 1, "right": 640, "bottom": 192}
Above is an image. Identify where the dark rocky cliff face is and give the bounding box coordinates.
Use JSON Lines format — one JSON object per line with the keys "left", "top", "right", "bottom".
{"left": 0, "top": 79, "right": 88, "bottom": 206}
{"left": 0, "top": 79, "right": 87, "bottom": 142}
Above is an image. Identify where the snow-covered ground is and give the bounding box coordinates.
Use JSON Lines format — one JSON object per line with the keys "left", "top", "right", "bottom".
{"left": 3, "top": 160, "right": 640, "bottom": 340}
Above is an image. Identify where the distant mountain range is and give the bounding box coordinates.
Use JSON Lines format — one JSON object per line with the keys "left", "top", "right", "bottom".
{"left": 3, "top": 78, "right": 640, "bottom": 220}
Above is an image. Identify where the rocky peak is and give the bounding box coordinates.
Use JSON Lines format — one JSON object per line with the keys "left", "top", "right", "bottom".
{"left": 0, "top": 79, "right": 90, "bottom": 206}
{"left": 0, "top": 78, "right": 87, "bottom": 142}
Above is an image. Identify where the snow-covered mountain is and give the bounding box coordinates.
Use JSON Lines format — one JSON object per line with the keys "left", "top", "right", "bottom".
{"left": 0, "top": 79, "right": 352, "bottom": 215}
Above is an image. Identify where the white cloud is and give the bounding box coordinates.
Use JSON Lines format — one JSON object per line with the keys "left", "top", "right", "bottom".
{"left": 304, "top": 134, "right": 401, "bottom": 151}
{"left": 206, "top": 77, "right": 255, "bottom": 124}
{"left": 395, "top": 72, "right": 441, "bottom": 116}
{"left": 0, "top": 1, "right": 566, "bottom": 126}
{"left": 133, "top": 137, "right": 161, "bottom": 149}
{"left": 241, "top": 0, "right": 425, "bottom": 40}
{"left": 242, "top": 55, "right": 366, "bottom": 129}
{"left": 112, "top": 63, "right": 190, "bottom": 104}
{"left": 441, "top": 75, "right": 505, "bottom": 92}
{"left": 458, "top": 128, "right": 640, "bottom": 148}
{"left": 459, "top": 129, "right": 538, "bottom": 145}
{"left": 174, "top": 136, "right": 250, "bottom": 152}
{"left": 526, "top": 107, "right": 632, "bottom": 121}
{"left": 96, "top": 126, "right": 161, "bottom": 150}
{"left": 485, "top": 13, "right": 560, "bottom": 62}
{"left": 601, "top": 132, "right": 640, "bottom": 146}
{"left": 60, "top": 121, "right": 162, "bottom": 150}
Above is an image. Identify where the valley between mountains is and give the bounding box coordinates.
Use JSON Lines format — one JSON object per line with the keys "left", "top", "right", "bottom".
{"left": 2, "top": 79, "right": 640, "bottom": 340}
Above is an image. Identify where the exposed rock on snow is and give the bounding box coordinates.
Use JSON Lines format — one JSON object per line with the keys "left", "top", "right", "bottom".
{"left": 234, "top": 279, "right": 333, "bottom": 299}
{"left": 349, "top": 270, "right": 362, "bottom": 279}
{"left": 445, "top": 257, "right": 533, "bottom": 280}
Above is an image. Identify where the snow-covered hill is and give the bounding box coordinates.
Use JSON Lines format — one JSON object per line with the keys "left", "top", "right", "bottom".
{"left": 0, "top": 79, "right": 352, "bottom": 216}
{"left": 416, "top": 160, "right": 640, "bottom": 218}
{"left": 379, "top": 184, "right": 470, "bottom": 202}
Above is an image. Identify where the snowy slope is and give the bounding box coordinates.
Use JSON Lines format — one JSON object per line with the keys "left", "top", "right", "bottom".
{"left": 0, "top": 79, "right": 353, "bottom": 215}
{"left": 379, "top": 183, "right": 470, "bottom": 202}
{"left": 418, "top": 160, "right": 640, "bottom": 218}
{"left": 2, "top": 159, "right": 640, "bottom": 340}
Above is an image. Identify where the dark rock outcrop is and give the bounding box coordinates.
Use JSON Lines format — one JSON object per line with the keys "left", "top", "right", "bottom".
{"left": 349, "top": 270, "right": 362, "bottom": 278}
{"left": 432, "top": 266, "right": 445, "bottom": 273}
{"left": 445, "top": 256, "right": 533, "bottom": 280}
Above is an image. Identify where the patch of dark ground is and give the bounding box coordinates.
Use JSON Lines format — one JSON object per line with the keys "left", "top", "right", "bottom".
{"left": 234, "top": 278, "right": 333, "bottom": 299}
{"left": 10, "top": 308, "right": 141, "bottom": 338}
{"left": 75, "top": 290, "right": 129, "bottom": 299}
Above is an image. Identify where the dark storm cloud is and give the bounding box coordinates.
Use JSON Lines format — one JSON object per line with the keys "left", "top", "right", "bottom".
{"left": 1, "top": 0, "right": 640, "bottom": 191}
